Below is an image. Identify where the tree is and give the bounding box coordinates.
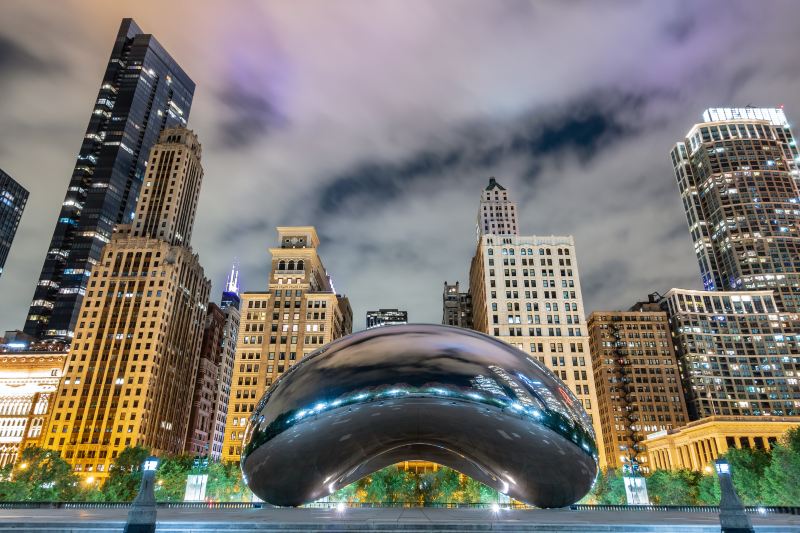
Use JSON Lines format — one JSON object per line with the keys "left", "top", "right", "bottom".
{"left": 1, "top": 447, "right": 78, "bottom": 501}
{"left": 646, "top": 469, "right": 698, "bottom": 505}
{"left": 589, "top": 468, "right": 626, "bottom": 504}
{"left": 696, "top": 473, "right": 720, "bottom": 505}
{"left": 155, "top": 454, "right": 194, "bottom": 502}
{"left": 724, "top": 446, "right": 770, "bottom": 505}
{"left": 762, "top": 428, "right": 800, "bottom": 506}
{"left": 459, "top": 475, "right": 497, "bottom": 504}
{"left": 102, "top": 445, "right": 150, "bottom": 502}
{"left": 206, "top": 462, "right": 252, "bottom": 502}
{"left": 357, "top": 466, "right": 417, "bottom": 503}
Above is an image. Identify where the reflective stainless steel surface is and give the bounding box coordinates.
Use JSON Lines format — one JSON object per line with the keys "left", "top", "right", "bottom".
{"left": 242, "top": 324, "right": 598, "bottom": 508}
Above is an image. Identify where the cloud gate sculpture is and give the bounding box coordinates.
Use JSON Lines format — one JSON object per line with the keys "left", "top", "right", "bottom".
{"left": 241, "top": 324, "right": 598, "bottom": 508}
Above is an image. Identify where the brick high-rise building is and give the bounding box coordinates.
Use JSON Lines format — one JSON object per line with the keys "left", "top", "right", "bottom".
{"left": 221, "top": 227, "right": 352, "bottom": 462}
{"left": 185, "top": 303, "right": 226, "bottom": 457}
{"left": 442, "top": 281, "right": 472, "bottom": 328}
{"left": 587, "top": 296, "right": 689, "bottom": 473}
{"left": 25, "top": 18, "right": 194, "bottom": 339}
{"left": 42, "top": 128, "right": 210, "bottom": 479}
{"left": 468, "top": 178, "right": 605, "bottom": 467}
{"left": 0, "top": 168, "right": 28, "bottom": 278}
{"left": 672, "top": 108, "right": 800, "bottom": 313}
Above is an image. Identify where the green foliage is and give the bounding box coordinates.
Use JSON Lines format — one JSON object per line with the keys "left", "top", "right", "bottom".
{"left": 646, "top": 469, "right": 698, "bottom": 505}
{"left": 206, "top": 461, "right": 252, "bottom": 502}
{"left": 695, "top": 473, "right": 720, "bottom": 505}
{"left": 589, "top": 468, "right": 626, "bottom": 504}
{"left": 761, "top": 428, "right": 800, "bottom": 506}
{"left": 155, "top": 454, "right": 194, "bottom": 502}
{"left": 725, "top": 446, "right": 770, "bottom": 505}
{"left": 102, "top": 445, "right": 150, "bottom": 502}
{"left": 0, "top": 447, "right": 78, "bottom": 501}
{"left": 341, "top": 465, "right": 498, "bottom": 504}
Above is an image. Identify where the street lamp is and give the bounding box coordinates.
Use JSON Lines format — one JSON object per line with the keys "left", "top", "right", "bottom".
{"left": 715, "top": 459, "right": 754, "bottom": 533}
{"left": 124, "top": 456, "right": 159, "bottom": 533}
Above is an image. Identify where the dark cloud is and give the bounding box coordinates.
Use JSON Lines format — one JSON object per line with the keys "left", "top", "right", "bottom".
{"left": 214, "top": 82, "right": 286, "bottom": 149}
{"left": 316, "top": 89, "right": 652, "bottom": 215}
{"left": 0, "top": 33, "right": 60, "bottom": 78}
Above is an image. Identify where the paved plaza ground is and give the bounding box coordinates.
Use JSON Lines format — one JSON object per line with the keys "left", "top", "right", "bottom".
{"left": 0, "top": 506, "right": 798, "bottom": 532}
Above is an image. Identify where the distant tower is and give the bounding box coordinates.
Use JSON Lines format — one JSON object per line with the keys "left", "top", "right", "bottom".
{"left": 0, "top": 168, "right": 28, "bottom": 277}
{"left": 672, "top": 107, "right": 800, "bottom": 312}
{"left": 25, "top": 18, "right": 195, "bottom": 340}
{"left": 442, "top": 281, "right": 472, "bottom": 328}
{"left": 476, "top": 177, "right": 518, "bottom": 240}
{"left": 221, "top": 259, "right": 241, "bottom": 310}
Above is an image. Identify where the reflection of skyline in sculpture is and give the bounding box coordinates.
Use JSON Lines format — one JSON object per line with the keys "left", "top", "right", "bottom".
{"left": 241, "top": 324, "right": 598, "bottom": 508}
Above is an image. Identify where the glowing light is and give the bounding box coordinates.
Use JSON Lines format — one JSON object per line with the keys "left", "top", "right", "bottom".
{"left": 336, "top": 502, "right": 346, "bottom": 513}
{"left": 19, "top": 463, "right": 28, "bottom": 470}
{"left": 491, "top": 503, "right": 500, "bottom": 513}
{"left": 85, "top": 476, "right": 95, "bottom": 485}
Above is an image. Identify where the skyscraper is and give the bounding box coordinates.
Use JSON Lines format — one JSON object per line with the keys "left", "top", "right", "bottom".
{"left": 468, "top": 178, "right": 606, "bottom": 467}
{"left": 221, "top": 227, "right": 353, "bottom": 462}
{"left": 42, "top": 128, "right": 210, "bottom": 478}
{"left": 672, "top": 107, "right": 800, "bottom": 313}
{"left": 587, "top": 297, "right": 689, "bottom": 473}
{"left": 25, "top": 18, "right": 194, "bottom": 339}
{"left": 186, "top": 262, "right": 241, "bottom": 461}
{"left": 660, "top": 288, "right": 800, "bottom": 420}
{"left": 0, "top": 168, "right": 28, "bottom": 278}
{"left": 366, "top": 309, "right": 408, "bottom": 328}
{"left": 442, "top": 281, "right": 472, "bottom": 328}
{"left": 210, "top": 267, "right": 240, "bottom": 461}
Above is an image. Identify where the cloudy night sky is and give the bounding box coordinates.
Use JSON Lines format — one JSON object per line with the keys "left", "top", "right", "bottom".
{"left": 2, "top": 0, "right": 800, "bottom": 331}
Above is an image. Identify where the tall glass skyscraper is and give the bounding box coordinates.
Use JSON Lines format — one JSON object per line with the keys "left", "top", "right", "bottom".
{"left": 24, "top": 18, "right": 194, "bottom": 339}
{"left": 671, "top": 107, "right": 800, "bottom": 313}
{"left": 0, "top": 168, "right": 29, "bottom": 277}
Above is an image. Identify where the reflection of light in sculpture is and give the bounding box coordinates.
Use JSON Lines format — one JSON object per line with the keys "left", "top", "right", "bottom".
{"left": 241, "top": 324, "right": 598, "bottom": 508}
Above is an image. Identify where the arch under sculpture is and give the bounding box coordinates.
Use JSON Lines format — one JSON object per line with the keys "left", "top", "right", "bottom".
{"left": 241, "top": 324, "right": 598, "bottom": 508}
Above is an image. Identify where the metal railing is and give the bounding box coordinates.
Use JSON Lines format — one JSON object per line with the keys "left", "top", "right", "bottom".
{"left": 0, "top": 501, "right": 798, "bottom": 514}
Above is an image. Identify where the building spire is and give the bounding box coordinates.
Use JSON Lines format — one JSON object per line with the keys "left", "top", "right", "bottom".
{"left": 225, "top": 258, "right": 240, "bottom": 296}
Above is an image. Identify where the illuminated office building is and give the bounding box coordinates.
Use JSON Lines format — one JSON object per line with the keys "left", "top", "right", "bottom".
{"left": 42, "top": 128, "right": 210, "bottom": 478}
{"left": 0, "top": 168, "right": 28, "bottom": 278}
{"left": 442, "top": 281, "right": 472, "bottom": 329}
{"left": 587, "top": 297, "right": 689, "bottom": 473}
{"left": 221, "top": 227, "right": 352, "bottom": 462}
{"left": 672, "top": 108, "right": 800, "bottom": 313}
{"left": 468, "top": 178, "right": 605, "bottom": 467}
{"left": 25, "top": 18, "right": 194, "bottom": 339}
{"left": 661, "top": 288, "right": 800, "bottom": 420}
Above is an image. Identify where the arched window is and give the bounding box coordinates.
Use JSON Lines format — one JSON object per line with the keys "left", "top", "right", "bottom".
{"left": 288, "top": 260, "right": 295, "bottom": 271}
{"left": 297, "top": 260, "right": 304, "bottom": 271}
{"left": 278, "top": 260, "right": 286, "bottom": 271}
